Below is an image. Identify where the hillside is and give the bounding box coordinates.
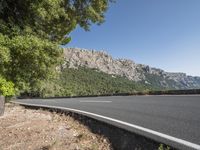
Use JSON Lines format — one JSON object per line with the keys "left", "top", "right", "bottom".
{"left": 63, "top": 48, "right": 200, "bottom": 90}
{"left": 36, "top": 67, "right": 151, "bottom": 97}
{"left": 59, "top": 67, "right": 151, "bottom": 96}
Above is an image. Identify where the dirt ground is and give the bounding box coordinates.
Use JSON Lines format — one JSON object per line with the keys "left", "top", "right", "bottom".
{"left": 0, "top": 103, "right": 111, "bottom": 150}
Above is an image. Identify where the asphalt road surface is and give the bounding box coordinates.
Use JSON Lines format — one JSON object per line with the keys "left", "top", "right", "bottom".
{"left": 14, "top": 95, "right": 200, "bottom": 150}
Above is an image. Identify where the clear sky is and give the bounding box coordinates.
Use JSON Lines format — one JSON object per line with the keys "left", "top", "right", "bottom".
{"left": 66, "top": 0, "right": 200, "bottom": 76}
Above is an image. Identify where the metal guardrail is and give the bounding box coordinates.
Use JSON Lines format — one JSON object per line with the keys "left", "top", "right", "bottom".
{"left": 0, "top": 96, "right": 5, "bottom": 116}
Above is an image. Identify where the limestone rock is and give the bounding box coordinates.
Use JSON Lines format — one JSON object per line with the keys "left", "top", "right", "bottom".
{"left": 63, "top": 48, "right": 200, "bottom": 89}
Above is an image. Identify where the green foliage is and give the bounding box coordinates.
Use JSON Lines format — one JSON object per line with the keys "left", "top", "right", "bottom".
{"left": 35, "top": 67, "right": 150, "bottom": 97}
{"left": 141, "top": 73, "right": 177, "bottom": 91}
{"left": 0, "top": 34, "right": 10, "bottom": 75}
{"left": 7, "top": 35, "right": 63, "bottom": 93}
{"left": 0, "top": 33, "right": 63, "bottom": 94}
{"left": 158, "top": 144, "right": 170, "bottom": 150}
{"left": 0, "top": 0, "right": 112, "bottom": 96}
{"left": 30, "top": 79, "right": 65, "bottom": 98}
{"left": 21, "top": 66, "right": 200, "bottom": 97}
{"left": 0, "top": 0, "right": 113, "bottom": 44}
{"left": 0, "top": 76, "right": 15, "bottom": 97}
{"left": 148, "top": 89, "right": 200, "bottom": 95}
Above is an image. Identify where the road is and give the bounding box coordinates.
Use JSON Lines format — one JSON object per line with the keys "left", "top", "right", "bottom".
{"left": 14, "top": 95, "right": 200, "bottom": 150}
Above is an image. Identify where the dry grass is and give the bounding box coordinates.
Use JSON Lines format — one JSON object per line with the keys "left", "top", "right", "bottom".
{"left": 0, "top": 103, "right": 111, "bottom": 150}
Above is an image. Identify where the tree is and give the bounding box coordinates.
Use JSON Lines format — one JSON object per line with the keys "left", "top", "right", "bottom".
{"left": 0, "top": 0, "right": 113, "bottom": 96}
{"left": 0, "top": 0, "right": 113, "bottom": 44}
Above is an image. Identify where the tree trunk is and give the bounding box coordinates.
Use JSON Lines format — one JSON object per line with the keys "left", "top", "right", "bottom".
{"left": 0, "top": 96, "right": 5, "bottom": 116}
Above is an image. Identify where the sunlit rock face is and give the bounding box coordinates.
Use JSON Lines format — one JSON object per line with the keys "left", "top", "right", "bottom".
{"left": 63, "top": 48, "right": 200, "bottom": 89}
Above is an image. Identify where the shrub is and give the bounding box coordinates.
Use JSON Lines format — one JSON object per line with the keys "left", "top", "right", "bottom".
{"left": 0, "top": 76, "right": 15, "bottom": 97}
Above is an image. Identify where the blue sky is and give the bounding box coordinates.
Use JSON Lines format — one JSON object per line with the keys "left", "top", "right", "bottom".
{"left": 66, "top": 0, "right": 200, "bottom": 76}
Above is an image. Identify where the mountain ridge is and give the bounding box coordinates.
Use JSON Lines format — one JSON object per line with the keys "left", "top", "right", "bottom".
{"left": 63, "top": 48, "right": 200, "bottom": 90}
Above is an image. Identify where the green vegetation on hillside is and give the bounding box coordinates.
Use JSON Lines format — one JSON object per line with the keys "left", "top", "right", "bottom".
{"left": 19, "top": 66, "right": 200, "bottom": 98}
{"left": 141, "top": 73, "right": 176, "bottom": 90}
{"left": 30, "top": 67, "right": 150, "bottom": 97}
{"left": 141, "top": 73, "right": 199, "bottom": 90}
{"left": 60, "top": 67, "right": 150, "bottom": 96}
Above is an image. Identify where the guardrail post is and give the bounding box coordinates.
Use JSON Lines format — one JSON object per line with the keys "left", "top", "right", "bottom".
{"left": 0, "top": 96, "right": 5, "bottom": 116}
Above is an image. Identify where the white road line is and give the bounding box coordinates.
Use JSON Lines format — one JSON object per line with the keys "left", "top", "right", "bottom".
{"left": 80, "top": 100, "right": 112, "bottom": 103}
{"left": 12, "top": 101, "right": 200, "bottom": 150}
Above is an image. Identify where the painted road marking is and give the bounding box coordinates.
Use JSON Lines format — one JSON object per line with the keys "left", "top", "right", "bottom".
{"left": 80, "top": 100, "right": 112, "bottom": 103}
{"left": 12, "top": 101, "right": 200, "bottom": 150}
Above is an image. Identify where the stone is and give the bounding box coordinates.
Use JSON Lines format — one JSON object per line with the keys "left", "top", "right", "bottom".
{"left": 0, "top": 96, "right": 5, "bottom": 116}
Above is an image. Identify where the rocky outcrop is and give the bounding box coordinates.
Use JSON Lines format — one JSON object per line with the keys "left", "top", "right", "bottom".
{"left": 63, "top": 48, "right": 200, "bottom": 89}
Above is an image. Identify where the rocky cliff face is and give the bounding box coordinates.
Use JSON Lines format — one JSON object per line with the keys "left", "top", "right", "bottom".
{"left": 63, "top": 48, "right": 200, "bottom": 90}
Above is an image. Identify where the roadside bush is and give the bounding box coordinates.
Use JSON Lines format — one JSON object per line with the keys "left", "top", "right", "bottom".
{"left": 0, "top": 76, "right": 15, "bottom": 97}
{"left": 158, "top": 144, "right": 170, "bottom": 150}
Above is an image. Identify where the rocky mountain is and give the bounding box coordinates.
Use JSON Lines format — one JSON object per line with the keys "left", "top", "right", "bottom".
{"left": 63, "top": 48, "right": 200, "bottom": 90}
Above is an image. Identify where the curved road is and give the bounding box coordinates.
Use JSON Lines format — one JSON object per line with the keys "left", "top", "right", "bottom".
{"left": 14, "top": 95, "right": 200, "bottom": 150}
